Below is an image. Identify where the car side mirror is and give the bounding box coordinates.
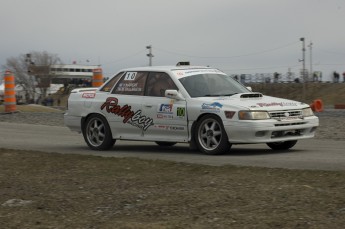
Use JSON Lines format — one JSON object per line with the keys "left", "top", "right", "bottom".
{"left": 165, "top": 90, "right": 185, "bottom": 100}
{"left": 246, "top": 86, "right": 252, "bottom": 91}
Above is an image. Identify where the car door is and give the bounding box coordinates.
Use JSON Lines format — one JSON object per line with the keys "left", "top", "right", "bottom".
{"left": 101, "top": 71, "right": 150, "bottom": 140}
{"left": 141, "top": 72, "right": 188, "bottom": 142}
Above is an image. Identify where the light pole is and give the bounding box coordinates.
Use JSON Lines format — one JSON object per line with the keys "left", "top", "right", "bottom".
{"left": 300, "top": 37, "right": 306, "bottom": 82}
{"left": 308, "top": 41, "right": 313, "bottom": 81}
{"left": 300, "top": 37, "right": 306, "bottom": 101}
{"left": 146, "top": 45, "right": 154, "bottom": 66}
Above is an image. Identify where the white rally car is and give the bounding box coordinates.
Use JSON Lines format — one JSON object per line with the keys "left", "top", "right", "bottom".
{"left": 64, "top": 64, "right": 319, "bottom": 155}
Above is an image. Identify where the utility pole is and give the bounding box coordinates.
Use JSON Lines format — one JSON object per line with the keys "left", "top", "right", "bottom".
{"left": 300, "top": 37, "right": 306, "bottom": 82}
{"left": 146, "top": 45, "right": 154, "bottom": 66}
{"left": 308, "top": 41, "right": 313, "bottom": 81}
{"left": 299, "top": 37, "right": 306, "bottom": 101}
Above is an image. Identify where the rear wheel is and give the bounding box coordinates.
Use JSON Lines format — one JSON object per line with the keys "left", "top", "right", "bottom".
{"left": 195, "top": 115, "right": 231, "bottom": 155}
{"left": 266, "top": 140, "right": 297, "bottom": 150}
{"left": 155, "top": 141, "right": 177, "bottom": 147}
{"left": 83, "top": 114, "right": 115, "bottom": 150}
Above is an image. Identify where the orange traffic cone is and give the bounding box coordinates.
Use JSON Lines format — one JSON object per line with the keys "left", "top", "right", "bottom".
{"left": 4, "top": 70, "right": 17, "bottom": 113}
{"left": 310, "top": 99, "right": 323, "bottom": 112}
{"left": 92, "top": 68, "right": 104, "bottom": 87}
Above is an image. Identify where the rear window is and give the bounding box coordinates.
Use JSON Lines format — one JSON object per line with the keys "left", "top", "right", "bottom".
{"left": 99, "top": 72, "right": 124, "bottom": 92}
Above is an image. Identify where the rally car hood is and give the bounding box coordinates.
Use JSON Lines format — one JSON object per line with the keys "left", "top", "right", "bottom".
{"left": 195, "top": 93, "right": 308, "bottom": 111}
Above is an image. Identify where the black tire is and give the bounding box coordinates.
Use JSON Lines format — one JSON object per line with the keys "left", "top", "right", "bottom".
{"left": 83, "top": 114, "right": 115, "bottom": 150}
{"left": 195, "top": 115, "right": 231, "bottom": 155}
{"left": 266, "top": 140, "right": 297, "bottom": 150}
{"left": 155, "top": 141, "right": 177, "bottom": 147}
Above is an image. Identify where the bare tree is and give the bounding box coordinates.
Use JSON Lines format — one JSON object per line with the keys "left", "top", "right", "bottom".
{"left": 3, "top": 51, "right": 62, "bottom": 103}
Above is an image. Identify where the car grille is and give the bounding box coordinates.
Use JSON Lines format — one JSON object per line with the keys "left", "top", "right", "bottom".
{"left": 269, "top": 110, "right": 303, "bottom": 120}
{"left": 275, "top": 122, "right": 307, "bottom": 127}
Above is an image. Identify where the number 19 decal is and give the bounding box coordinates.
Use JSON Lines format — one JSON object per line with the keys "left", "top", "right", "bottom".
{"left": 124, "top": 72, "right": 137, "bottom": 81}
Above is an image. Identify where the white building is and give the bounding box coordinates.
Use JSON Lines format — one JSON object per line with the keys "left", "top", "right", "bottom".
{"left": 49, "top": 64, "right": 100, "bottom": 83}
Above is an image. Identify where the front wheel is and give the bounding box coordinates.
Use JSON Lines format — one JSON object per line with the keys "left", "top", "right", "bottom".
{"left": 266, "top": 140, "right": 297, "bottom": 150}
{"left": 83, "top": 114, "right": 115, "bottom": 150}
{"left": 195, "top": 115, "right": 231, "bottom": 155}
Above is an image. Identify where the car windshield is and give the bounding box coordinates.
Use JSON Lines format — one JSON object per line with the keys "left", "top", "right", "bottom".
{"left": 179, "top": 73, "right": 250, "bottom": 98}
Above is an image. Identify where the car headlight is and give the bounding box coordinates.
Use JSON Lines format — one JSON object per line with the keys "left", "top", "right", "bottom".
{"left": 238, "top": 111, "right": 270, "bottom": 120}
{"left": 302, "top": 107, "right": 314, "bottom": 117}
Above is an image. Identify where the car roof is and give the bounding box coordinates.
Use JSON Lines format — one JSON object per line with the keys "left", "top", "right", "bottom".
{"left": 120, "top": 65, "right": 214, "bottom": 72}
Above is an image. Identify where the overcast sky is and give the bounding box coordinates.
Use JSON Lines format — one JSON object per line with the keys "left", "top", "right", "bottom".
{"left": 1, "top": 0, "right": 345, "bottom": 81}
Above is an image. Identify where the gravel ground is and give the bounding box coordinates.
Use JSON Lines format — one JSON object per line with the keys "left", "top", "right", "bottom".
{"left": 314, "top": 109, "right": 345, "bottom": 140}
{"left": 0, "top": 109, "right": 344, "bottom": 140}
{"left": 0, "top": 111, "right": 65, "bottom": 126}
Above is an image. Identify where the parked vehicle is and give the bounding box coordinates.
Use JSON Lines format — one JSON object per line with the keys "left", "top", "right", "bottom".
{"left": 64, "top": 64, "right": 319, "bottom": 155}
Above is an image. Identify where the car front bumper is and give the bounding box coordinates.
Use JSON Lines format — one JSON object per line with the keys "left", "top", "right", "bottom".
{"left": 224, "top": 116, "right": 319, "bottom": 143}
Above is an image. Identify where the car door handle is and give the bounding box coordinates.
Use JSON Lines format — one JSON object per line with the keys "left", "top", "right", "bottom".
{"left": 144, "top": 104, "right": 153, "bottom": 108}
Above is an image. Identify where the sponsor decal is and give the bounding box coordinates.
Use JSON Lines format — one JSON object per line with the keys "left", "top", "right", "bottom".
{"left": 175, "top": 71, "right": 184, "bottom": 77}
{"left": 82, "top": 92, "right": 95, "bottom": 98}
{"left": 257, "top": 102, "right": 298, "bottom": 107}
{"left": 173, "top": 69, "right": 225, "bottom": 78}
{"left": 100, "top": 97, "right": 153, "bottom": 131}
{"left": 158, "top": 104, "right": 173, "bottom": 114}
{"left": 156, "top": 114, "right": 173, "bottom": 119}
{"left": 176, "top": 107, "right": 185, "bottom": 117}
{"left": 155, "top": 125, "right": 185, "bottom": 131}
{"left": 184, "top": 69, "right": 224, "bottom": 75}
{"left": 169, "top": 126, "right": 185, "bottom": 131}
{"left": 117, "top": 82, "right": 142, "bottom": 92}
{"left": 157, "top": 104, "right": 174, "bottom": 119}
{"left": 202, "top": 102, "right": 223, "bottom": 109}
{"left": 201, "top": 102, "right": 223, "bottom": 113}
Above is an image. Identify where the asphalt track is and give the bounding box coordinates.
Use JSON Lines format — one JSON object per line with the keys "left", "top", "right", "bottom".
{"left": 0, "top": 122, "right": 344, "bottom": 171}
